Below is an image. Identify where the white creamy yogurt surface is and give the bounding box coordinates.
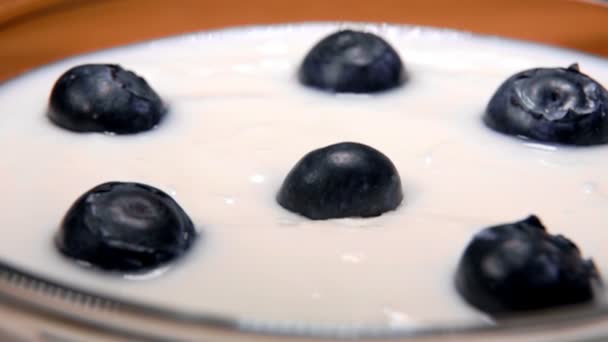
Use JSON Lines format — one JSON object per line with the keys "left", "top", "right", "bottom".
{"left": 1, "top": 23, "right": 608, "bottom": 328}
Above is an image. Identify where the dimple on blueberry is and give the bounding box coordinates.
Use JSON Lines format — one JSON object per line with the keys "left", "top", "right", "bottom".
{"left": 299, "top": 29, "right": 406, "bottom": 93}
{"left": 56, "top": 182, "right": 197, "bottom": 273}
{"left": 48, "top": 64, "right": 166, "bottom": 134}
{"left": 455, "top": 215, "right": 601, "bottom": 315}
{"left": 484, "top": 64, "right": 608, "bottom": 145}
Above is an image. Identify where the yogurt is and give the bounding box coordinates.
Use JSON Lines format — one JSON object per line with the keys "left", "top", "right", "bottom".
{"left": 0, "top": 23, "right": 607, "bottom": 329}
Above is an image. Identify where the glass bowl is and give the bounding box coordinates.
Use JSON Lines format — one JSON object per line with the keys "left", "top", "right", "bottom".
{"left": 1, "top": 1, "right": 608, "bottom": 341}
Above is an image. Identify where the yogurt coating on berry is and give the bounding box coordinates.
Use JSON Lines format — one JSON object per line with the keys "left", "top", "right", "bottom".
{"left": 0, "top": 23, "right": 608, "bottom": 329}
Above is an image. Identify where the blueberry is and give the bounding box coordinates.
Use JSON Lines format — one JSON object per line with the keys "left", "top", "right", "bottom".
{"left": 56, "top": 182, "right": 196, "bottom": 273}
{"left": 277, "top": 142, "right": 403, "bottom": 220}
{"left": 298, "top": 30, "right": 406, "bottom": 93}
{"left": 48, "top": 64, "right": 166, "bottom": 134}
{"left": 455, "top": 215, "right": 600, "bottom": 315}
{"left": 484, "top": 64, "right": 608, "bottom": 145}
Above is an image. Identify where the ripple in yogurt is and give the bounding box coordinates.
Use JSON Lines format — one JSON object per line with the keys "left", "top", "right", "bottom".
{"left": 0, "top": 23, "right": 608, "bottom": 328}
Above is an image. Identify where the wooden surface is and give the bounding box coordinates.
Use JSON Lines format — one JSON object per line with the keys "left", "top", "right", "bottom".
{"left": 1, "top": 0, "right": 608, "bottom": 81}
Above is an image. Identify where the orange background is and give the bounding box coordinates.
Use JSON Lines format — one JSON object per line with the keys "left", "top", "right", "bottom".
{"left": 1, "top": 0, "right": 608, "bottom": 81}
